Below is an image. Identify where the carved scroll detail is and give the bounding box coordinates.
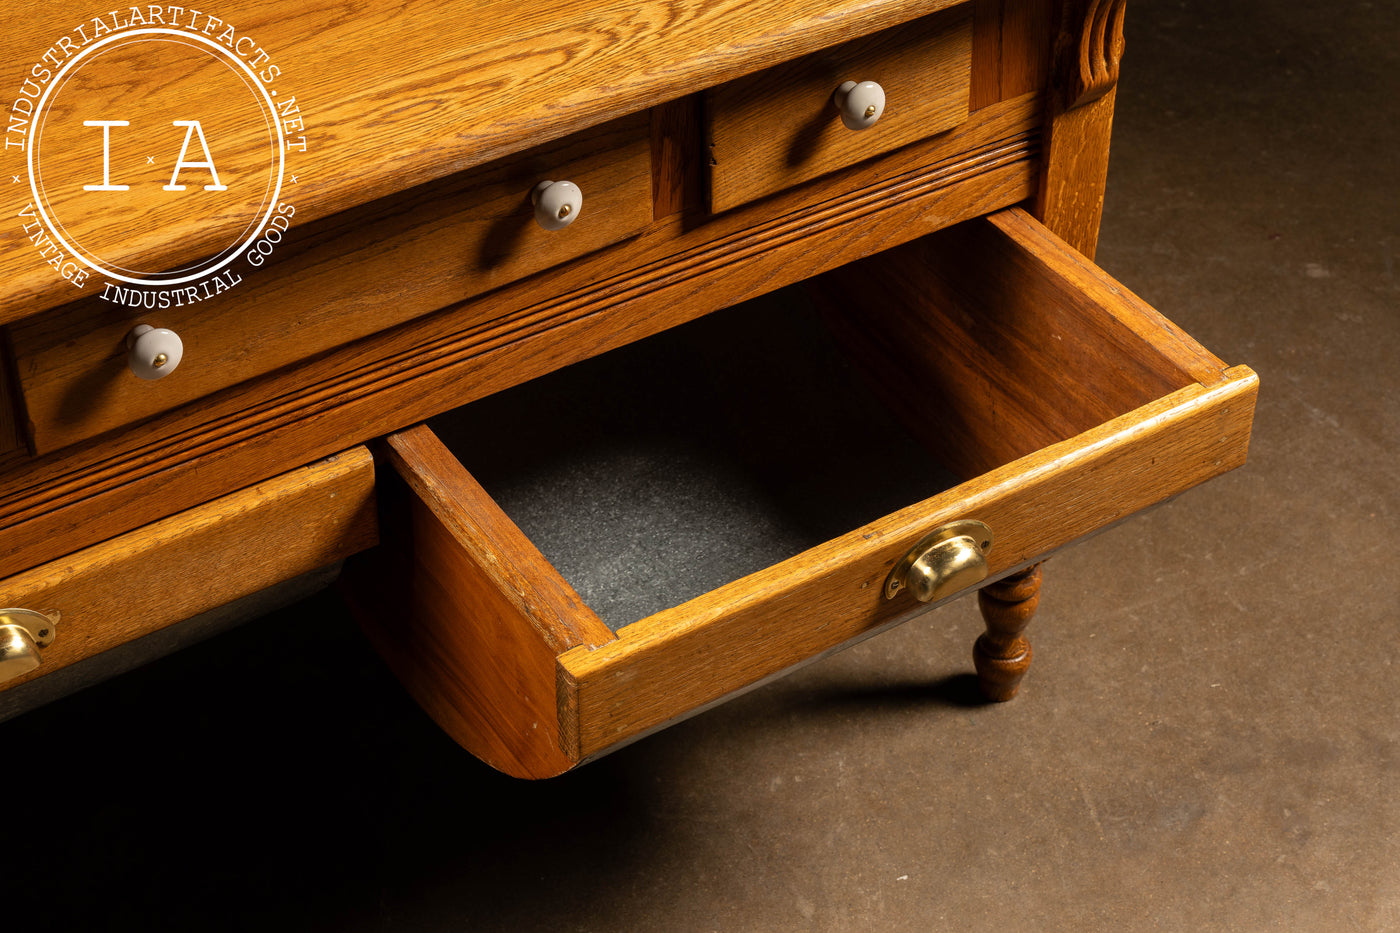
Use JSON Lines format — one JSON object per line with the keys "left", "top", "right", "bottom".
{"left": 1066, "top": 0, "right": 1126, "bottom": 110}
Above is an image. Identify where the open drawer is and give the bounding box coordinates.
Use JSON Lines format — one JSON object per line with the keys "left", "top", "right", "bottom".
{"left": 349, "top": 208, "right": 1258, "bottom": 779}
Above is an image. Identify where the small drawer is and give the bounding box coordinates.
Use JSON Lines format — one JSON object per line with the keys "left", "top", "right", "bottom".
{"left": 0, "top": 447, "right": 377, "bottom": 692}
{"left": 10, "top": 114, "right": 653, "bottom": 455}
{"left": 705, "top": 5, "right": 973, "bottom": 213}
{"left": 349, "top": 209, "right": 1257, "bottom": 778}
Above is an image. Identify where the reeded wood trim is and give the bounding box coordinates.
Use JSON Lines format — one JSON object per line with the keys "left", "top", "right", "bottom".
{"left": 0, "top": 447, "right": 377, "bottom": 691}
{"left": 0, "top": 96, "right": 1043, "bottom": 579}
{"left": 12, "top": 114, "right": 655, "bottom": 455}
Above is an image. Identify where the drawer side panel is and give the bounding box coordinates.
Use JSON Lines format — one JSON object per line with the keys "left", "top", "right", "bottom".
{"left": 819, "top": 208, "right": 1231, "bottom": 479}
{"left": 350, "top": 424, "right": 615, "bottom": 779}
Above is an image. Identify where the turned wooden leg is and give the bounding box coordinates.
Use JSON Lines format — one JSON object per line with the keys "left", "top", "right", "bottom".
{"left": 974, "top": 563, "right": 1042, "bottom": 701}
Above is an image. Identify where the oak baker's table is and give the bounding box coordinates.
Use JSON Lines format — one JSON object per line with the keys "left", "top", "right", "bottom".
{"left": 0, "top": 0, "right": 1256, "bottom": 777}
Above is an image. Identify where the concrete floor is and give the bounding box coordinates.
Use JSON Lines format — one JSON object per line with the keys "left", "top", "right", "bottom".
{"left": 4, "top": 0, "right": 1397, "bottom": 929}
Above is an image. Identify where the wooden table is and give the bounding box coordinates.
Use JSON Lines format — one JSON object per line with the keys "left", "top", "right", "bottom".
{"left": 0, "top": 0, "right": 1256, "bottom": 776}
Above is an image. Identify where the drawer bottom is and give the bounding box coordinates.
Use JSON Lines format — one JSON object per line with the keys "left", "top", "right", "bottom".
{"left": 427, "top": 288, "right": 961, "bottom": 632}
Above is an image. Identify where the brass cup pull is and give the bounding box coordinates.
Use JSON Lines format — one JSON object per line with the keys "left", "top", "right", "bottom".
{"left": 885, "top": 520, "right": 993, "bottom": 602}
{"left": 0, "top": 608, "right": 60, "bottom": 685}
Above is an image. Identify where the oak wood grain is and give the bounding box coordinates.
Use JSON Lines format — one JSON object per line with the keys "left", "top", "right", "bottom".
{"left": 818, "top": 207, "right": 1228, "bottom": 478}
{"left": 11, "top": 113, "right": 653, "bottom": 454}
{"left": 1036, "top": 86, "right": 1116, "bottom": 259}
{"left": 0, "top": 446, "right": 376, "bottom": 691}
{"left": 1032, "top": 0, "right": 1126, "bottom": 256}
{"left": 0, "top": 0, "right": 971, "bottom": 324}
{"left": 550, "top": 202, "right": 1254, "bottom": 759}
{"left": 380, "top": 208, "right": 1256, "bottom": 771}
{"left": 651, "top": 99, "right": 703, "bottom": 220}
{"left": 971, "top": 0, "right": 1054, "bottom": 110}
{"left": 0, "top": 342, "right": 27, "bottom": 467}
{"left": 385, "top": 425, "right": 613, "bottom": 655}
{"left": 2, "top": 1, "right": 1261, "bottom": 778}
{"left": 0, "top": 96, "right": 1043, "bottom": 579}
{"left": 562, "top": 368, "right": 1256, "bottom": 762}
{"left": 348, "top": 426, "right": 612, "bottom": 778}
{"left": 706, "top": 5, "right": 972, "bottom": 213}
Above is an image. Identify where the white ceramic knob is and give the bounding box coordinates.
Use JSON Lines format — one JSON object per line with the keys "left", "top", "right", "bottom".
{"left": 126, "top": 323, "right": 184, "bottom": 380}
{"left": 531, "top": 180, "right": 583, "bottom": 231}
{"left": 834, "top": 80, "right": 886, "bottom": 130}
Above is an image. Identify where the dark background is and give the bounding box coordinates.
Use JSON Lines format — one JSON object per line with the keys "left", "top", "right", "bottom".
{"left": 4, "top": 1, "right": 1397, "bottom": 929}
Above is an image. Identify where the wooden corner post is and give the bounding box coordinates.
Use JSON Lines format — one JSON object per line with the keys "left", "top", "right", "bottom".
{"left": 980, "top": 0, "right": 1125, "bottom": 699}
{"left": 1033, "top": 0, "right": 1126, "bottom": 260}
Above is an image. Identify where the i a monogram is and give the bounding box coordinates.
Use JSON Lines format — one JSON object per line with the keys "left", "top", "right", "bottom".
{"left": 81, "top": 119, "right": 227, "bottom": 192}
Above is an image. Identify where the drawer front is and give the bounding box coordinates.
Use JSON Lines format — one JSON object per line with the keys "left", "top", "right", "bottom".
{"left": 10, "top": 114, "right": 653, "bottom": 456}
{"left": 705, "top": 5, "right": 973, "bottom": 213}
{"left": 352, "top": 209, "right": 1257, "bottom": 778}
{"left": 0, "top": 447, "right": 377, "bottom": 692}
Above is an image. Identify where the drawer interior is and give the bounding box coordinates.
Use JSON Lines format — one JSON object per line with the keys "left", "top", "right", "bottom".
{"left": 358, "top": 208, "right": 1255, "bottom": 778}
{"left": 816, "top": 211, "right": 1226, "bottom": 482}
{"left": 425, "top": 208, "right": 1221, "bottom": 634}
{"left": 427, "top": 288, "right": 962, "bottom": 631}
